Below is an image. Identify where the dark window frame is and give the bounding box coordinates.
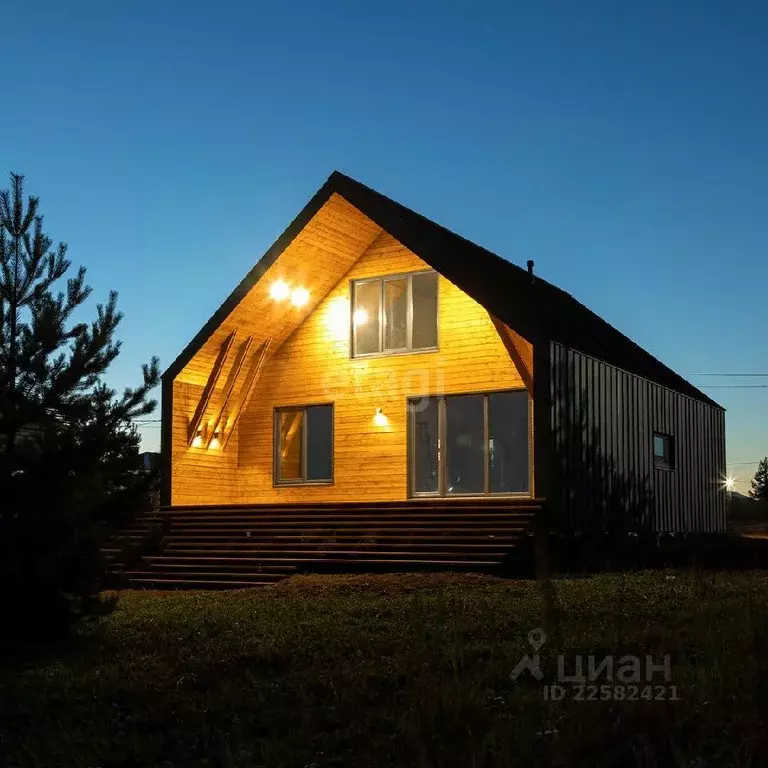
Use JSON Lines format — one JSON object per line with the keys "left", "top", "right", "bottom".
{"left": 406, "top": 388, "right": 531, "bottom": 498}
{"left": 350, "top": 269, "right": 439, "bottom": 358}
{"left": 273, "top": 403, "right": 334, "bottom": 486}
{"left": 653, "top": 431, "right": 675, "bottom": 471}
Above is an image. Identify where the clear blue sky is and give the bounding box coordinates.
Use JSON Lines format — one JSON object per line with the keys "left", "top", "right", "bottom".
{"left": 2, "top": 1, "right": 766, "bottom": 492}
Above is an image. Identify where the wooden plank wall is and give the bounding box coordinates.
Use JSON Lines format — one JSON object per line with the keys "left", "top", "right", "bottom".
{"left": 235, "top": 232, "right": 527, "bottom": 503}
{"left": 170, "top": 194, "right": 381, "bottom": 505}
{"left": 171, "top": 380, "right": 241, "bottom": 505}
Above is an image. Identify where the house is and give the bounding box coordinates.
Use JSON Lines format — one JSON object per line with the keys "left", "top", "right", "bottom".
{"left": 148, "top": 172, "right": 726, "bottom": 587}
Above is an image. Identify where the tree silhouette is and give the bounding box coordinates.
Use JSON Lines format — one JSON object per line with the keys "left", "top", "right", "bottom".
{"left": 751, "top": 457, "right": 768, "bottom": 502}
{"left": 0, "top": 172, "right": 159, "bottom": 648}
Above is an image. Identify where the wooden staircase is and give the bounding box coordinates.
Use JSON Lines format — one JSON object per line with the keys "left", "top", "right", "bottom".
{"left": 105, "top": 499, "right": 542, "bottom": 589}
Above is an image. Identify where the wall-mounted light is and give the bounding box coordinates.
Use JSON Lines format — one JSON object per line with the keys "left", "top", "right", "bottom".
{"left": 373, "top": 407, "right": 388, "bottom": 427}
{"left": 353, "top": 308, "right": 368, "bottom": 326}
{"left": 291, "top": 287, "right": 309, "bottom": 307}
{"left": 270, "top": 280, "right": 290, "bottom": 301}
{"left": 191, "top": 428, "right": 203, "bottom": 448}
{"left": 209, "top": 431, "right": 222, "bottom": 450}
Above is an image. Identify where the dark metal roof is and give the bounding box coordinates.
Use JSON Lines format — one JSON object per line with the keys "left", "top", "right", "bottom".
{"left": 164, "top": 171, "right": 722, "bottom": 410}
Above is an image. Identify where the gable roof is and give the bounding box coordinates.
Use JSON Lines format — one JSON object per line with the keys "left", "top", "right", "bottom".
{"left": 164, "top": 171, "right": 721, "bottom": 410}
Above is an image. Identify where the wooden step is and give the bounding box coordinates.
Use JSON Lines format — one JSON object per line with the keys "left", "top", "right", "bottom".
{"left": 162, "top": 499, "right": 544, "bottom": 513}
{"left": 129, "top": 578, "right": 271, "bottom": 589}
{"left": 146, "top": 550, "right": 505, "bottom": 563}
{"left": 106, "top": 499, "right": 540, "bottom": 590}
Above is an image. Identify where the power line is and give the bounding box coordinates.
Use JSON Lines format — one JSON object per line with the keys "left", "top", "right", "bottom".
{"left": 687, "top": 373, "right": 768, "bottom": 377}
{"left": 697, "top": 385, "right": 768, "bottom": 389}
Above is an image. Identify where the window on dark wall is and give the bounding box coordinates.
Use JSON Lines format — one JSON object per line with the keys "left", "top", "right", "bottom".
{"left": 274, "top": 404, "right": 333, "bottom": 484}
{"left": 352, "top": 271, "right": 438, "bottom": 357}
{"left": 653, "top": 432, "right": 675, "bottom": 470}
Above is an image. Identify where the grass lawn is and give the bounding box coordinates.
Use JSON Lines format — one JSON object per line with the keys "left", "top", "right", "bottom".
{"left": 2, "top": 571, "right": 768, "bottom": 767}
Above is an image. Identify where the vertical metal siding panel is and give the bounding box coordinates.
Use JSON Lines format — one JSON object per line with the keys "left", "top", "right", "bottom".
{"left": 550, "top": 343, "right": 559, "bottom": 524}
{"left": 577, "top": 346, "right": 585, "bottom": 530}
{"left": 680, "top": 390, "right": 690, "bottom": 531}
{"left": 707, "top": 408, "right": 714, "bottom": 532}
{"left": 700, "top": 403, "right": 707, "bottom": 529}
{"left": 689, "top": 400, "right": 697, "bottom": 533}
{"left": 599, "top": 359, "right": 608, "bottom": 517}
{"left": 558, "top": 343, "right": 567, "bottom": 528}
{"left": 705, "top": 405, "right": 712, "bottom": 531}
{"left": 684, "top": 398, "right": 690, "bottom": 530}
{"left": 705, "top": 404, "right": 713, "bottom": 532}
{"left": 651, "top": 384, "right": 660, "bottom": 530}
{"left": 719, "top": 410, "right": 727, "bottom": 530}
{"left": 708, "top": 409, "right": 713, "bottom": 532}
{"left": 551, "top": 345, "right": 725, "bottom": 535}
{"left": 659, "top": 386, "right": 669, "bottom": 532}
{"left": 693, "top": 400, "right": 700, "bottom": 533}
{"left": 608, "top": 364, "right": 617, "bottom": 510}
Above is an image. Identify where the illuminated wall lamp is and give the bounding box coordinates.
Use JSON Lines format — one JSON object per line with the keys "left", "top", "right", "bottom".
{"left": 270, "top": 280, "right": 290, "bottom": 301}
{"left": 209, "top": 431, "right": 222, "bottom": 450}
{"left": 191, "top": 428, "right": 203, "bottom": 448}
{"left": 291, "top": 287, "right": 309, "bottom": 307}
{"left": 373, "top": 407, "right": 388, "bottom": 427}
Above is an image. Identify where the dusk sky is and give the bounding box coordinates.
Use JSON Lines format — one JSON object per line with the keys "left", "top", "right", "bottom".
{"left": 2, "top": 1, "right": 766, "bottom": 492}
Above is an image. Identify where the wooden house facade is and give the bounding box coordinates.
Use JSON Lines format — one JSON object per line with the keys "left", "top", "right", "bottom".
{"left": 141, "top": 173, "right": 726, "bottom": 588}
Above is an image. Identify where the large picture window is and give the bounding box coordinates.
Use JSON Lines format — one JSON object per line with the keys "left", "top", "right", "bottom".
{"left": 409, "top": 390, "right": 530, "bottom": 496}
{"left": 352, "top": 271, "right": 438, "bottom": 357}
{"left": 274, "top": 404, "right": 333, "bottom": 484}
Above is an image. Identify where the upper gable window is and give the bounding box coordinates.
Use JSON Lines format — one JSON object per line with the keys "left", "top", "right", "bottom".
{"left": 351, "top": 271, "right": 438, "bottom": 357}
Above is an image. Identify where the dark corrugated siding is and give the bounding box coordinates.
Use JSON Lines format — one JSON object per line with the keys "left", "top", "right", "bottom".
{"left": 549, "top": 343, "right": 727, "bottom": 533}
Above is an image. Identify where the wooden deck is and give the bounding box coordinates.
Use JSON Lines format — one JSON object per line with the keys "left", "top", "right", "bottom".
{"left": 105, "top": 499, "right": 543, "bottom": 589}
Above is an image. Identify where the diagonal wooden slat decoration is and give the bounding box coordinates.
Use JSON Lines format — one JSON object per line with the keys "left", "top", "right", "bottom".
{"left": 219, "top": 338, "right": 273, "bottom": 450}
{"left": 204, "top": 334, "right": 254, "bottom": 449}
{"left": 187, "top": 331, "right": 236, "bottom": 445}
{"left": 490, "top": 316, "right": 533, "bottom": 394}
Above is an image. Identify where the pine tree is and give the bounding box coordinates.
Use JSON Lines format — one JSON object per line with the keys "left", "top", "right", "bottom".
{"left": 0, "top": 172, "right": 159, "bottom": 648}
{"left": 750, "top": 457, "right": 768, "bottom": 502}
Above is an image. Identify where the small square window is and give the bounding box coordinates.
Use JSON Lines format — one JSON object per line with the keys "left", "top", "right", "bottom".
{"left": 653, "top": 432, "right": 675, "bottom": 470}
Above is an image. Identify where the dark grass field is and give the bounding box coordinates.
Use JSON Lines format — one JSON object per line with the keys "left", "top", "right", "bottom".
{"left": 2, "top": 570, "right": 768, "bottom": 767}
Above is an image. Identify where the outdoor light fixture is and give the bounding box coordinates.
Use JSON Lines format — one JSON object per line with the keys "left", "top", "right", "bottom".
{"left": 291, "top": 287, "right": 309, "bottom": 307}
{"left": 353, "top": 308, "right": 368, "bottom": 325}
{"left": 373, "top": 407, "right": 388, "bottom": 427}
{"left": 270, "top": 280, "right": 290, "bottom": 301}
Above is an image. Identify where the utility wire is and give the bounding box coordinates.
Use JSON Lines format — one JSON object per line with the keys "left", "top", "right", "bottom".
{"left": 697, "top": 385, "right": 768, "bottom": 389}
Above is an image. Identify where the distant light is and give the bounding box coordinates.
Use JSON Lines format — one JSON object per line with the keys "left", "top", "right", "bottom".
{"left": 373, "top": 407, "right": 388, "bottom": 427}
{"left": 291, "top": 287, "right": 309, "bottom": 307}
{"left": 353, "top": 308, "right": 368, "bottom": 326}
{"left": 724, "top": 476, "right": 736, "bottom": 492}
{"left": 270, "top": 280, "right": 290, "bottom": 301}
